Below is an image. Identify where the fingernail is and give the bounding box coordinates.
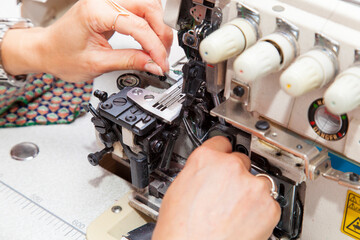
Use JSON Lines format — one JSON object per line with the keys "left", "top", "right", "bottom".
{"left": 144, "top": 62, "right": 164, "bottom": 76}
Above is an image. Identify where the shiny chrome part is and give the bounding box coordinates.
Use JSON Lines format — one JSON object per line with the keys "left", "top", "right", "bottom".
{"left": 315, "top": 33, "right": 340, "bottom": 56}
{"left": 211, "top": 98, "right": 321, "bottom": 178}
{"left": 182, "top": 30, "right": 200, "bottom": 49}
{"left": 127, "top": 80, "right": 185, "bottom": 124}
{"left": 276, "top": 17, "right": 299, "bottom": 41}
{"left": 314, "top": 33, "right": 340, "bottom": 75}
{"left": 111, "top": 206, "right": 122, "bottom": 213}
{"left": 322, "top": 167, "right": 360, "bottom": 190}
{"left": 205, "top": 62, "right": 226, "bottom": 94}
{"left": 211, "top": 7, "right": 223, "bottom": 25}
{"left": 307, "top": 151, "right": 331, "bottom": 180}
{"left": 274, "top": 22, "right": 300, "bottom": 59}
{"left": 236, "top": 3, "right": 260, "bottom": 40}
{"left": 128, "top": 192, "right": 160, "bottom": 220}
{"left": 190, "top": 4, "right": 207, "bottom": 22}
{"left": 251, "top": 138, "right": 306, "bottom": 183}
{"left": 10, "top": 142, "right": 39, "bottom": 161}
{"left": 236, "top": 2, "right": 260, "bottom": 25}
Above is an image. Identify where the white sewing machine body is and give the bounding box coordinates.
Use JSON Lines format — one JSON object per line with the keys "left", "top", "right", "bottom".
{"left": 161, "top": 0, "right": 360, "bottom": 239}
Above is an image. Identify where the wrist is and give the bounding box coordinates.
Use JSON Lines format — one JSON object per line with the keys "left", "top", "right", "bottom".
{"left": 2, "top": 27, "right": 49, "bottom": 75}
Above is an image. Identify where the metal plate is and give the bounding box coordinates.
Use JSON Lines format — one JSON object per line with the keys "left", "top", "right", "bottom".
{"left": 10, "top": 142, "right": 39, "bottom": 161}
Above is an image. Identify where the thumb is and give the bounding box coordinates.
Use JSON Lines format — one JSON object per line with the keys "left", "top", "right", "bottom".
{"left": 97, "top": 49, "right": 164, "bottom": 76}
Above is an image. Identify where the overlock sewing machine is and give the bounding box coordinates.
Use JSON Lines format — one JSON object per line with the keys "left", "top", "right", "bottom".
{"left": 83, "top": 0, "right": 360, "bottom": 239}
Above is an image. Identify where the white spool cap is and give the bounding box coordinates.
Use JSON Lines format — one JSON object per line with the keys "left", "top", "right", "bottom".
{"left": 280, "top": 49, "right": 336, "bottom": 97}
{"left": 324, "top": 66, "right": 360, "bottom": 115}
{"left": 234, "top": 41, "right": 280, "bottom": 82}
{"left": 199, "top": 18, "right": 257, "bottom": 64}
{"left": 233, "top": 32, "right": 296, "bottom": 83}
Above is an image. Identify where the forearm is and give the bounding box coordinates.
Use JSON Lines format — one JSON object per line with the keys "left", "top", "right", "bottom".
{"left": 1, "top": 27, "right": 48, "bottom": 76}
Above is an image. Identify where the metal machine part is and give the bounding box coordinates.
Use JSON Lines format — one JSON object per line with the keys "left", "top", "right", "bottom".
{"left": 87, "top": 82, "right": 305, "bottom": 239}
{"left": 10, "top": 142, "right": 39, "bottom": 161}
{"left": 127, "top": 81, "right": 185, "bottom": 124}
{"left": 87, "top": 0, "right": 360, "bottom": 239}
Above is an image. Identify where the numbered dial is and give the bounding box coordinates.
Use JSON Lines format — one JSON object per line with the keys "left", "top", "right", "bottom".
{"left": 234, "top": 32, "right": 297, "bottom": 83}
{"left": 280, "top": 49, "right": 337, "bottom": 97}
{"left": 324, "top": 67, "right": 360, "bottom": 115}
{"left": 199, "top": 18, "right": 257, "bottom": 64}
{"left": 308, "top": 98, "right": 348, "bottom": 141}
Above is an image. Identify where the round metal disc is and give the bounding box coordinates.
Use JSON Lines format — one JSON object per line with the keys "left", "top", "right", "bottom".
{"left": 10, "top": 142, "right": 39, "bottom": 161}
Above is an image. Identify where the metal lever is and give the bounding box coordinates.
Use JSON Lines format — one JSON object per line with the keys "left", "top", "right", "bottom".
{"left": 309, "top": 152, "right": 360, "bottom": 190}
{"left": 323, "top": 169, "right": 360, "bottom": 190}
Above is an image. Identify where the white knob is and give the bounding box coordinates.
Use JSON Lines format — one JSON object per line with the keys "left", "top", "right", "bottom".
{"left": 199, "top": 18, "right": 257, "bottom": 64}
{"left": 280, "top": 49, "right": 337, "bottom": 97}
{"left": 324, "top": 67, "right": 360, "bottom": 115}
{"left": 233, "top": 33, "right": 297, "bottom": 83}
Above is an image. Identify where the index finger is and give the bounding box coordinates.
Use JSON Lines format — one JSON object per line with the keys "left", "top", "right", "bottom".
{"left": 114, "top": 13, "right": 169, "bottom": 72}
{"left": 116, "top": 0, "right": 173, "bottom": 53}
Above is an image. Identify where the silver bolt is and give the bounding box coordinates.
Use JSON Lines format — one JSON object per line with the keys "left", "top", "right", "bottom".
{"left": 144, "top": 94, "right": 155, "bottom": 101}
{"left": 11, "top": 142, "right": 39, "bottom": 161}
{"left": 296, "top": 144, "right": 303, "bottom": 149}
{"left": 132, "top": 89, "right": 143, "bottom": 95}
{"left": 111, "top": 206, "right": 122, "bottom": 213}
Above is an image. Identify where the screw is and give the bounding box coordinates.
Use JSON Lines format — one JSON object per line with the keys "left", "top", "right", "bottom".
{"left": 233, "top": 86, "right": 245, "bottom": 97}
{"left": 101, "top": 102, "right": 113, "bottom": 109}
{"left": 186, "top": 35, "right": 195, "bottom": 46}
{"left": 113, "top": 97, "right": 127, "bottom": 106}
{"left": 132, "top": 89, "right": 143, "bottom": 95}
{"left": 255, "top": 120, "right": 270, "bottom": 130}
{"left": 111, "top": 206, "right": 122, "bottom": 213}
{"left": 144, "top": 94, "right": 155, "bottom": 101}
{"left": 125, "top": 115, "right": 137, "bottom": 122}
{"left": 296, "top": 144, "right": 303, "bottom": 149}
{"left": 143, "top": 115, "right": 152, "bottom": 123}
{"left": 130, "top": 108, "right": 144, "bottom": 115}
{"left": 124, "top": 78, "right": 135, "bottom": 85}
{"left": 350, "top": 173, "right": 360, "bottom": 182}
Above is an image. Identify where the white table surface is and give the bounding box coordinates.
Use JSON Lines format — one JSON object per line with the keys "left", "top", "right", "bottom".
{"left": 0, "top": 1, "right": 184, "bottom": 239}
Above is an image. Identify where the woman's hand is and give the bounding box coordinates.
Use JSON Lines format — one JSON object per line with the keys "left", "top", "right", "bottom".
{"left": 153, "top": 136, "right": 281, "bottom": 240}
{"left": 2, "top": 0, "right": 173, "bottom": 82}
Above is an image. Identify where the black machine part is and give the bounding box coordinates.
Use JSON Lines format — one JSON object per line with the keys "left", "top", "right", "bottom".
{"left": 125, "top": 223, "right": 156, "bottom": 240}
{"left": 86, "top": 79, "right": 304, "bottom": 239}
